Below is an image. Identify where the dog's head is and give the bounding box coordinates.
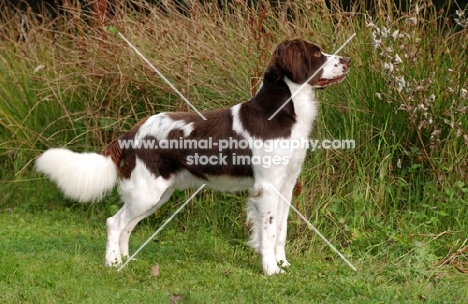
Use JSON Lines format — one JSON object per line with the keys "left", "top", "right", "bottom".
{"left": 268, "top": 38, "right": 351, "bottom": 88}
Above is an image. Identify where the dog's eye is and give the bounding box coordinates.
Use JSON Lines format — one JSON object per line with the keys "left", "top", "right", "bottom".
{"left": 313, "top": 51, "right": 321, "bottom": 57}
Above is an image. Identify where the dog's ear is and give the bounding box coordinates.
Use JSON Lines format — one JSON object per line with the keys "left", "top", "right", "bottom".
{"left": 270, "top": 39, "right": 311, "bottom": 83}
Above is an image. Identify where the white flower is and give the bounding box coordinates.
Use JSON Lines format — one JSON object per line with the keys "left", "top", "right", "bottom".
{"left": 394, "top": 54, "right": 402, "bottom": 64}
{"left": 34, "top": 65, "right": 45, "bottom": 73}
{"left": 461, "top": 88, "right": 467, "bottom": 99}
{"left": 396, "top": 76, "right": 406, "bottom": 92}
{"left": 416, "top": 85, "right": 425, "bottom": 91}
{"left": 365, "top": 19, "right": 376, "bottom": 28}
{"left": 392, "top": 30, "right": 404, "bottom": 40}
{"left": 455, "top": 18, "right": 467, "bottom": 28}
{"left": 381, "top": 27, "right": 390, "bottom": 38}
{"left": 398, "top": 104, "right": 407, "bottom": 111}
{"left": 428, "top": 94, "right": 435, "bottom": 102}
{"left": 455, "top": 10, "right": 467, "bottom": 28}
{"left": 383, "top": 62, "right": 394, "bottom": 73}
{"left": 372, "top": 38, "right": 382, "bottom": 49}
{"left": 406, "top": 17, "right": 417, "bottom": 26}
{"left": 456, "top": 105, "right": 468, "bottom": 113}
{"left": 376, "top": 92, "right": 382, "bottom": 100}
{"left": 431, "top": 129, "right": 441, "bottom": 138}
{"left": 444, "top": 119, "right": 454, "bottom": 128}
{"left": 365, "top": 14, "right": 375, "bottom": 28}
{"left": 371, "top": 31, "right": 382, "bottom": 48}
{"left": 386, "top": 15, "right": 392, "bottom": 25}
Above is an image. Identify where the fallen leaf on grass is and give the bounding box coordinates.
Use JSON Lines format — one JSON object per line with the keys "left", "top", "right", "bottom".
{"left": 169, "top": 294, "right": 184, "bottom": 303}
{"left": 151, "top": 263, "right": 160, "bottom": 277}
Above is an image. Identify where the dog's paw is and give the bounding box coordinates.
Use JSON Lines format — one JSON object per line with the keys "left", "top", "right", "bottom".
{"left": 277, "top": 259, "right": 291, "bottom": 268}
{"left": 263, "top": 259, "right": 286, "bottom": 275}
{"left": 105, "top": 252, "right": 122, "bottom": 267}
{"left": 263, "top": 265, "right": 285, "bottom": 275}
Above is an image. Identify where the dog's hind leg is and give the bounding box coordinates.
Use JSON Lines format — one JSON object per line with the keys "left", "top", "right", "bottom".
{"left": 105, "top": 159, "right": 174, "bottom": 266}
{"left": 118, "top": 187, "right": 174, "bottom": 258}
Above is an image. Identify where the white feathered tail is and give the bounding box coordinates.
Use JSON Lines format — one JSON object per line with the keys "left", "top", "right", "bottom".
{"left": 35, "top": 148, "right": 118, "bottom": 203}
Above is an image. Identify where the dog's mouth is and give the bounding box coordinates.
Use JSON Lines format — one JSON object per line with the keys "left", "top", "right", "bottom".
{"left": 317, "top": 74, "right": 348, "bottom": 87}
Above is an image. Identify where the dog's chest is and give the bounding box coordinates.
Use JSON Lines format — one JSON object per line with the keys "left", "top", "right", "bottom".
{"left": 288, "top": 83, "right": 318, "bottom": 170}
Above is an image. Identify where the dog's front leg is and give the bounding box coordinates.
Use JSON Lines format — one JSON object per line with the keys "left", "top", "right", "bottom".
{"left": 249, "top": 183, "right": 283, "bottom": 275}
{"left": 275, "top": 180, "right": 297, "bottom": 268}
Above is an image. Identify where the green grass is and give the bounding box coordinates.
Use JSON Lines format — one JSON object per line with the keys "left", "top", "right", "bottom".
{"left": 1, "top": 180, "right": 467, "bottom": 303}
{"left": 1, "top": 0, "right": 468, "bottom": 302}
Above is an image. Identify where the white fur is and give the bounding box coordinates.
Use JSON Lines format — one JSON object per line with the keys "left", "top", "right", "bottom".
{"left": 320, "top": 52, "right": 348, "bottom": 80}
{"left": 35, "top": 148, "right": 117, "bottom": 202}
{"left": 174, "top": 170, "right": 254, "bottom": 192}
{"left": 136, "top": 113, "right": 194, "bottom": 140}
{"left": 231, "top": 103, "right": 251, "bottom": 138}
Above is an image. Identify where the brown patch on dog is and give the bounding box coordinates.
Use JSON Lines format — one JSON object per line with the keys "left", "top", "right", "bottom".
{"left": 270, "top": 39, "right": 326, "bottom": 85}
{"left": 101, "top": 117, "right": 148, "bottom": 178}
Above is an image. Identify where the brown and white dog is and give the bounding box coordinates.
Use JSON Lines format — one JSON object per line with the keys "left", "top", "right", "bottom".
{"left": 36, "top": 38, "right": 350, "bottom": 275}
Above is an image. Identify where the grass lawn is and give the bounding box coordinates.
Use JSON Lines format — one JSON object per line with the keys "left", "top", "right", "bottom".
{"left": 1, "top": 180, "right": 466, "bottom": 304}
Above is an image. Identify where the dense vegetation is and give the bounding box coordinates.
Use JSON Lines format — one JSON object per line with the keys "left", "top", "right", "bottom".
{"left": 0, "top": 0, "right": 467, "bottom": 302}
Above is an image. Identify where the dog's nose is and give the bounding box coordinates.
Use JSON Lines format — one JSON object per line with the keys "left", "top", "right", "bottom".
{"left": 340, "top": 57, "right": 351, "bottom": 65}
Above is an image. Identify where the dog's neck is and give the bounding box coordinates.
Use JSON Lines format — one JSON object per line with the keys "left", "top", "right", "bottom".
{"left": 283, "top": 76, "right": 318, "bottom": 137}
{"left": 237, "top": 65, "right": 320, "bottom": 140}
